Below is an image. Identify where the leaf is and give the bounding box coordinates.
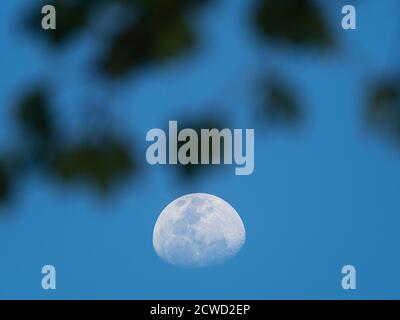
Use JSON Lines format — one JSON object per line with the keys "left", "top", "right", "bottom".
{"left": 263, "top": 82, "right": 302, "bottom": 126}
{"left": 51, "top": 139, "right": 136, "bottom": 192}
{"left": 16, "top": 88, "right": 56, "bottom": 145}
{"left": 98, "top": 11, "right": 194, "bottom": 78}
{"left": 0, "top": 162, "right": 11, "bottom": 204}
{"left": 367, "top": 78, "right": 400, "bottom": 145}
{"left": 97, "top": 0, "right": 213, "bottom": 78}
{"left": 153, "top": 14, "right": 194, "bottom": 60}
{"left": 254, "top": 0, "right": 333, "bottom": 48}
{"left": 133, "top": 0, "right": 211, "bottom": 13}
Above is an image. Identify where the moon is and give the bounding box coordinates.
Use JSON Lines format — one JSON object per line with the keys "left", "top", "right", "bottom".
{"left": 153, "top": 193, "right": 245, "bottom": 268}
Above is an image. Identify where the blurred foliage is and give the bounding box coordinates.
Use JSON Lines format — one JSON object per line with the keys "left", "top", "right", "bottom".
{"left": 262, "top": 82, "right": 302, "bottom": 126}
{"left": 11, "top": 87, "right": 137, "bottom": 196}
{"left": 254, "top": 0, "right": 333, "bottom": 48}
{"left": 16, "top": 88, "right": 57, "bottom": 159}
{"left": 27, "top": 0, "right": 212, "bottom": 78}
{"left": 0, "top": 0, "right": 392, "bottom": 207}
{"left": 51, "top": 140, "right": 136, "bottom": 193}
{"left": 98, "top": 13, "right": 194, "bottom": 77}
{"left": 175, "top": 117, "right": 228, "bottom": 179}
{"left": 99, "top": 0, "right": 211, "bottom": 77}
{"left": 0, "top": 161, "right": 11, "bottom": 204}
{"left": 367, "top": 78, "right": 400, "bottom": 145}
{"left": 0, "top": 0, "right": 331, "bottom": 205}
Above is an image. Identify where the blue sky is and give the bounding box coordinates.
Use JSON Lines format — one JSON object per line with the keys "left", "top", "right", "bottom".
{"left": 0, "top": 0, "right": 400, "bottom": 299}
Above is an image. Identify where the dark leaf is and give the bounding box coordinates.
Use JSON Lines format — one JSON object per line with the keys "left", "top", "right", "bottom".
{"left": 16, "top": 88, "right": 56, "bottom": 145}
{"left": 133, "top": 0, "right": 212, "bottom": 13}
{"left": 0, "top": 161, "right": 11, "bottom": 204}
{"left": 254, "top": 0, "right": 333, "bottom": 48}
{"left": 367, "top": 78, "right": 400, "bottom": 145}
{"left": 98, "top": 11, "right": 194, "bottom": 78}
{"left": 263, "top": 82, "right": 302, "bottom": 126}
{"left": 51, "top": 139, "right": 136, "bottom": 192}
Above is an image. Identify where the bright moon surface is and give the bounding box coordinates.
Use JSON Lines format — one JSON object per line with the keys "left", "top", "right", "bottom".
{"left": 153, "top": 193, "right": 246, "bottom": 268}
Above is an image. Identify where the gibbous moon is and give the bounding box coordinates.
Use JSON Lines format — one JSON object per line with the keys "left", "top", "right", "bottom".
{"left": 153, "top": 193, "right": 245, "bottom": 268}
